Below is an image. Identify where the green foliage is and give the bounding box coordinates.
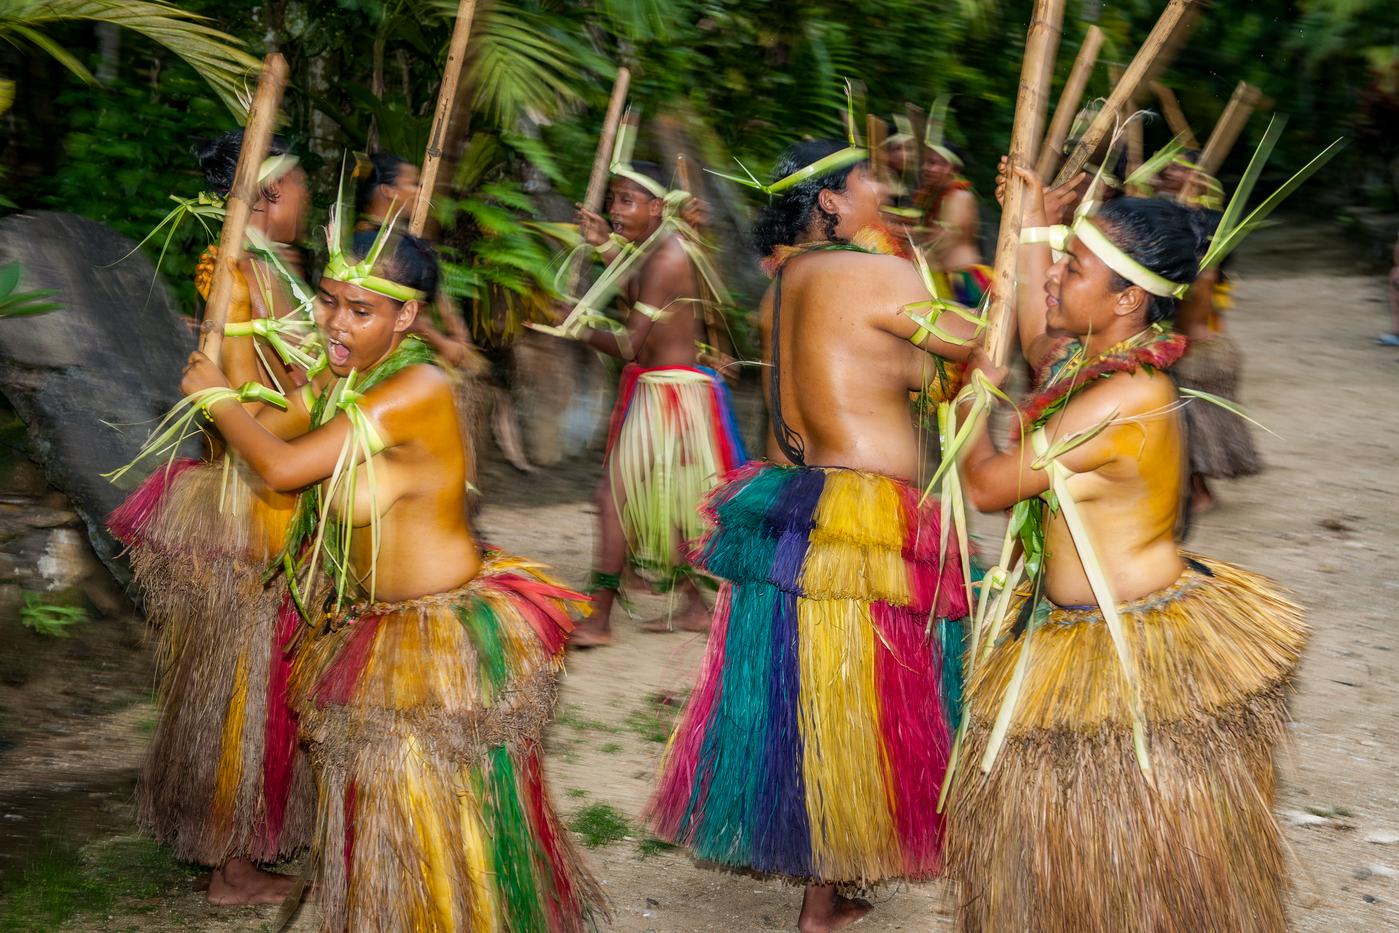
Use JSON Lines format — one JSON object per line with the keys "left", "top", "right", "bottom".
{"left": 0, "top": 264, "right": 60, "bottom": 318}
{"left": 19, "top": 592, "right": 88, "bottom": 637}
{"left": 0, "top": 0, "right": 257, "bottom": 116}
{"left": 636, "top": 836, "right": 678, "bottom": 857}
{"left": 0, "top": 836, "right": 194, "bottom": 931}
{"left": 567, "top": 803, "right": 632, "bottom": 848}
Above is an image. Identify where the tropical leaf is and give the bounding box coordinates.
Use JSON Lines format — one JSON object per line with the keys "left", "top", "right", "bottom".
{"left": 465, "top": 3, "right": 591, "bottom": 128}
{"left": 0, "top": 0, "right": 258, "bottom": 116}
{"left": 0, "top": 263, "right": 61, "bottom": 318}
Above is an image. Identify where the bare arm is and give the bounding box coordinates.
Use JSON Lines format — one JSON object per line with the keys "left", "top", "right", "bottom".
{"left": 582, "top": 242, "right": 693, "bottom": 359}
{"left": 956, "top": 354, "right": 1134, "bottom": 512}
{"left": 942, "top": 189, "right": 979, "bottom": 249}
{"left": 181, "top": 353, "right": 434, "bottom": 492}
{"left": 869, "top": 255, "right": 979, "bottom": 371}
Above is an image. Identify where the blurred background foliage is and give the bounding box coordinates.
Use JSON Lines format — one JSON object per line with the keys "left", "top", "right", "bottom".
{"left": 0, "top": 0, "right": 1394, "bottom": 338}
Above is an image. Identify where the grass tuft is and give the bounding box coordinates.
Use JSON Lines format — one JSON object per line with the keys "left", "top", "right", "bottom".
{"left": 636, "top": 836, "right": 678, "bottom": 858}
{"left": 568, "top": 804, "right": 631, "bottom": 849}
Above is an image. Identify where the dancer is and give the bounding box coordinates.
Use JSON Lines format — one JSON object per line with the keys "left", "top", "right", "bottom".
{"left": 178, "top": 221, "right": 602, "bottom": 931}
{"left": 355, "top": 151, "right": 495, "bottom": 497}
{"left": 107, "top": 129, "right": 314, "bottom": 906}
{"left": 553, "top": 157, "right": 746, "bottom": 646}
{"left": 915, "top": 141, "right": 989, "bottom": 309}
{"left": 945, "top": 168, "right": 1307, "bottom": 931}
{"left": 648, "top": 139, "right": 973, "bottom": 933}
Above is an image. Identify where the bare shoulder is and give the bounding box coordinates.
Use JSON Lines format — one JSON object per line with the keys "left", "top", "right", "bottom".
{"left": 642, "top": 234, "right": 692, "bottom": 280}
{"left": 367, "top": 362, "right": 454, "bottom": 409}
{"left": 1064, "top": 367, "right": 1176, "bottom": 424}
{"left": 800, "top": 250, "right": 925, "bottom": 296}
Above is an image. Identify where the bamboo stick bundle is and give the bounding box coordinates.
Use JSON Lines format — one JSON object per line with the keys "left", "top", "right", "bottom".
{"left": 1035, "top": 25, "right": 1104, "bottom": 181}
{"left": 201, "top": 53, "right": 288, "bottom": 365}
{"left": 987, "top": 0, "right": 1065, "bottom": 366}
{"left": 1054, "top": 0, "right": 1201, "bottom": 187}
{"left": 867, "top": 114, "right": 889, "bottom": 185}
{"left": 409, "top": 0, "right": 481, "bottom": 237}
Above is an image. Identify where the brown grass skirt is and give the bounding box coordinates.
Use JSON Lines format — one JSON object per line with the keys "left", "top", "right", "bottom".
{"left": 111, "top": 459, "right": 313, "bottom": 866}
{"left": 947, "top": 556, "right": 1307, "bottom": 932}
{"left": 1175, "top": 333, "right": 1262, "bottom": 479}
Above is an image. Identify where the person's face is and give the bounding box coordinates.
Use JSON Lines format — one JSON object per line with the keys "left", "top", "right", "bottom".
{"left": 604, "top": 177, "right": 662, "bottom": 242}
{"left": 258, "top": 165, "right": 310, "bottom": 243}
{"left": 819, "top": 164, "right": 887, "bottom": 240}
{"left": 1157, "top": 162, "right": 1192, "bottom": 196}
{"left": 315, "top": 277, "right": 420, "bottom": 376}
{"left": 920, "top": 151, "right": 954, "bottom": 190}
{"left": 1043, "top": 219, "right": 1143, "bottom": 336}
{"left": 377, "top": 163, "right": 421, "bottom": 217}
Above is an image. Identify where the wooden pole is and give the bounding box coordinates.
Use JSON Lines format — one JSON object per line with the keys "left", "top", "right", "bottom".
{"left": 563, "top": 66, "right": 632, "bottom": 299}
{"left": 200, "top": 53, "right": 289, "bottom": 365}
{"left": 905, "top": 102, "right": 927, "bottom": 169}
{"left": 1150, "top": 80, "right": 1198, "bottom": 148}
{"left": 866, "top": 114, "right": 888, "bottom": 184}
{"left": 1035, "top": 25, "right": 1104, "bottom": 180}
{"left": 1054, "top": 0, "right": 1200, "bottom": 186}
{"left": 986, "top": 0, "right": 1065, "bottom": 366}
{"left": 1197, "top": 81, "right": 1261, "bottom": 175}
{"left": 409, "top": 0, "right": 481, "bottom": 237}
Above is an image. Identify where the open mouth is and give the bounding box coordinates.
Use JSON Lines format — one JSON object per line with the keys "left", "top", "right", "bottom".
{"left": 611, "top": 221, "right": 625, "bottom": 233}
{"left": 327, "top": 339, "right": 351, "bottom": 367}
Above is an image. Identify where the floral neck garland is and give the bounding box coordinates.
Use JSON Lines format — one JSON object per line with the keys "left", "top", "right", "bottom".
{"left": 1014, "top": 327, "right": 1188, "bottom": 441}
{"left": 759, "top": 224, "right": 907, "bottom": 278}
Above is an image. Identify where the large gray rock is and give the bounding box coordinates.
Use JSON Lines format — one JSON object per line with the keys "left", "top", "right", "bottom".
{"left": 0, "top": 212, "right": 194, "bottom": 580}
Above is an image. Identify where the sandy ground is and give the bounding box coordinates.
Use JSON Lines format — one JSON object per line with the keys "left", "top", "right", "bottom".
{"left": 1, "top": 222, "right": 1396, "bottom": 931}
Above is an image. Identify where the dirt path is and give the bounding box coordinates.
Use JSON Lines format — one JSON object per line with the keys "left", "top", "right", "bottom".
{"left": 1, "top": 222, "right": 1396, "bottom": 931}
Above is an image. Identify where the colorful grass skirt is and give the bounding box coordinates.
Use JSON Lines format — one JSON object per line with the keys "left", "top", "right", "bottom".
{"left": 947, "top": 556, "right": 1307, "bottom": 931}
{"left": 289, "top": 553, "right": 603, "bottom": 932}
{"left": 108, "top": 457, "right": 312, "bottom": 866}
{"left": 648, "top": 463, "right": 970, "bottom": 885}
{"left": 604, "top": 363, "right": 747, "bottom": 587}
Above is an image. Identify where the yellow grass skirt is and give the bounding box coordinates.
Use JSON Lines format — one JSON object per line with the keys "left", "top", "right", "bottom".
{"left": 947, "top": 555, "right": 1307, "bottom": 932}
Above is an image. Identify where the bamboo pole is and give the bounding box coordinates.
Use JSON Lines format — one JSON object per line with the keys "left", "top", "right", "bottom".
{"left": 905, "top": 102, "right": 927, "bottom": 168}
{"left": 867, "top": 114, "right": 889, "bottom": 184}
{"left": 986, "top": 0, "right": 1065, "bottom": 366}
{"left": 1197, "top": 80, "right": 1261, "bottom": 175}
{"left": 1035, "top": 25, "right": 1104, "bottom": 180}
{"left": 200, "top": 53, "right": 288, "bottom": 365}
{"left": 409, "top": 0, "right": 481, "bottom": 237}
{"left": 1054, "top": 0, "right": 1201, "bottom": 186}
{"left": 563, "top": 66, "right": 632, "bottom": 299}
{"left": 1150, "top": 80, "right": 1198, "bottom": 148}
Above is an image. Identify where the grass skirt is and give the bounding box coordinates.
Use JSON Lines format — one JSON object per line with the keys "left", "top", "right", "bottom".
{"left": 1175, "top": 332, "right": 1262, "bottom": 478}
{"left": 289, "top": 553, "right": 603, "bottom": 932}
{"left": 947, "top": 556, "right": 1307, "bottom": 932}
{"left": 107, "top": 458, "right": 312, "bottom": 865}
{"left": 604, "top": 364, "right": 747, "bottom": 587}
{"left": 648, "top": 464, "right": 970, "bottom": 885}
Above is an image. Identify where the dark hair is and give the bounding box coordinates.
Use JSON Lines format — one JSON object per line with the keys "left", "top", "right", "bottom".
{"left": 356, "top": 152, "right": 413, "bottom": 213}
{"left": 347, "top": 228, "right": 440, "bottom": 303}
{"left": 751, "top": 139, "right": 865, "bottom": 257}
{"left": 193, "top": 130, "right": 291, "bottom": 199}
{"left": 1094, "top": 197, "right": 1212, "bottom": 325}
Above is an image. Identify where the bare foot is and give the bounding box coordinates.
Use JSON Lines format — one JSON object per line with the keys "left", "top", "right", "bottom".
{"left": 569, "top": 618, "right": 614, "bottom": 648}
{"left": 640, "top": 584, "right": 710, "bottom": 634}
{"left": 206, "top": 858, "right": 297, "bottom": 906}
{"left": 798, "top": 885, "right": 872, "bottom": 933}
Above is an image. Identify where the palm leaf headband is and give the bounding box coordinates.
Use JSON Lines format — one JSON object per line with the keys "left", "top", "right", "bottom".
{"left": 323, "top": 166, "right": 427, "bottom": 303}
{"left": 924, "top": 95, "right": 964, "bottom": 170}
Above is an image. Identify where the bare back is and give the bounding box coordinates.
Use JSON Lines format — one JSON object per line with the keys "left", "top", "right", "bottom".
{"left": 758, "top": 250, "right": 948, "bottom": 482}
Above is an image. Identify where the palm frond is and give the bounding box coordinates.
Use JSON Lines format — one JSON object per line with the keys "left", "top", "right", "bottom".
{"left": 0, "top": 0, "right": 258, "bottom": 116}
